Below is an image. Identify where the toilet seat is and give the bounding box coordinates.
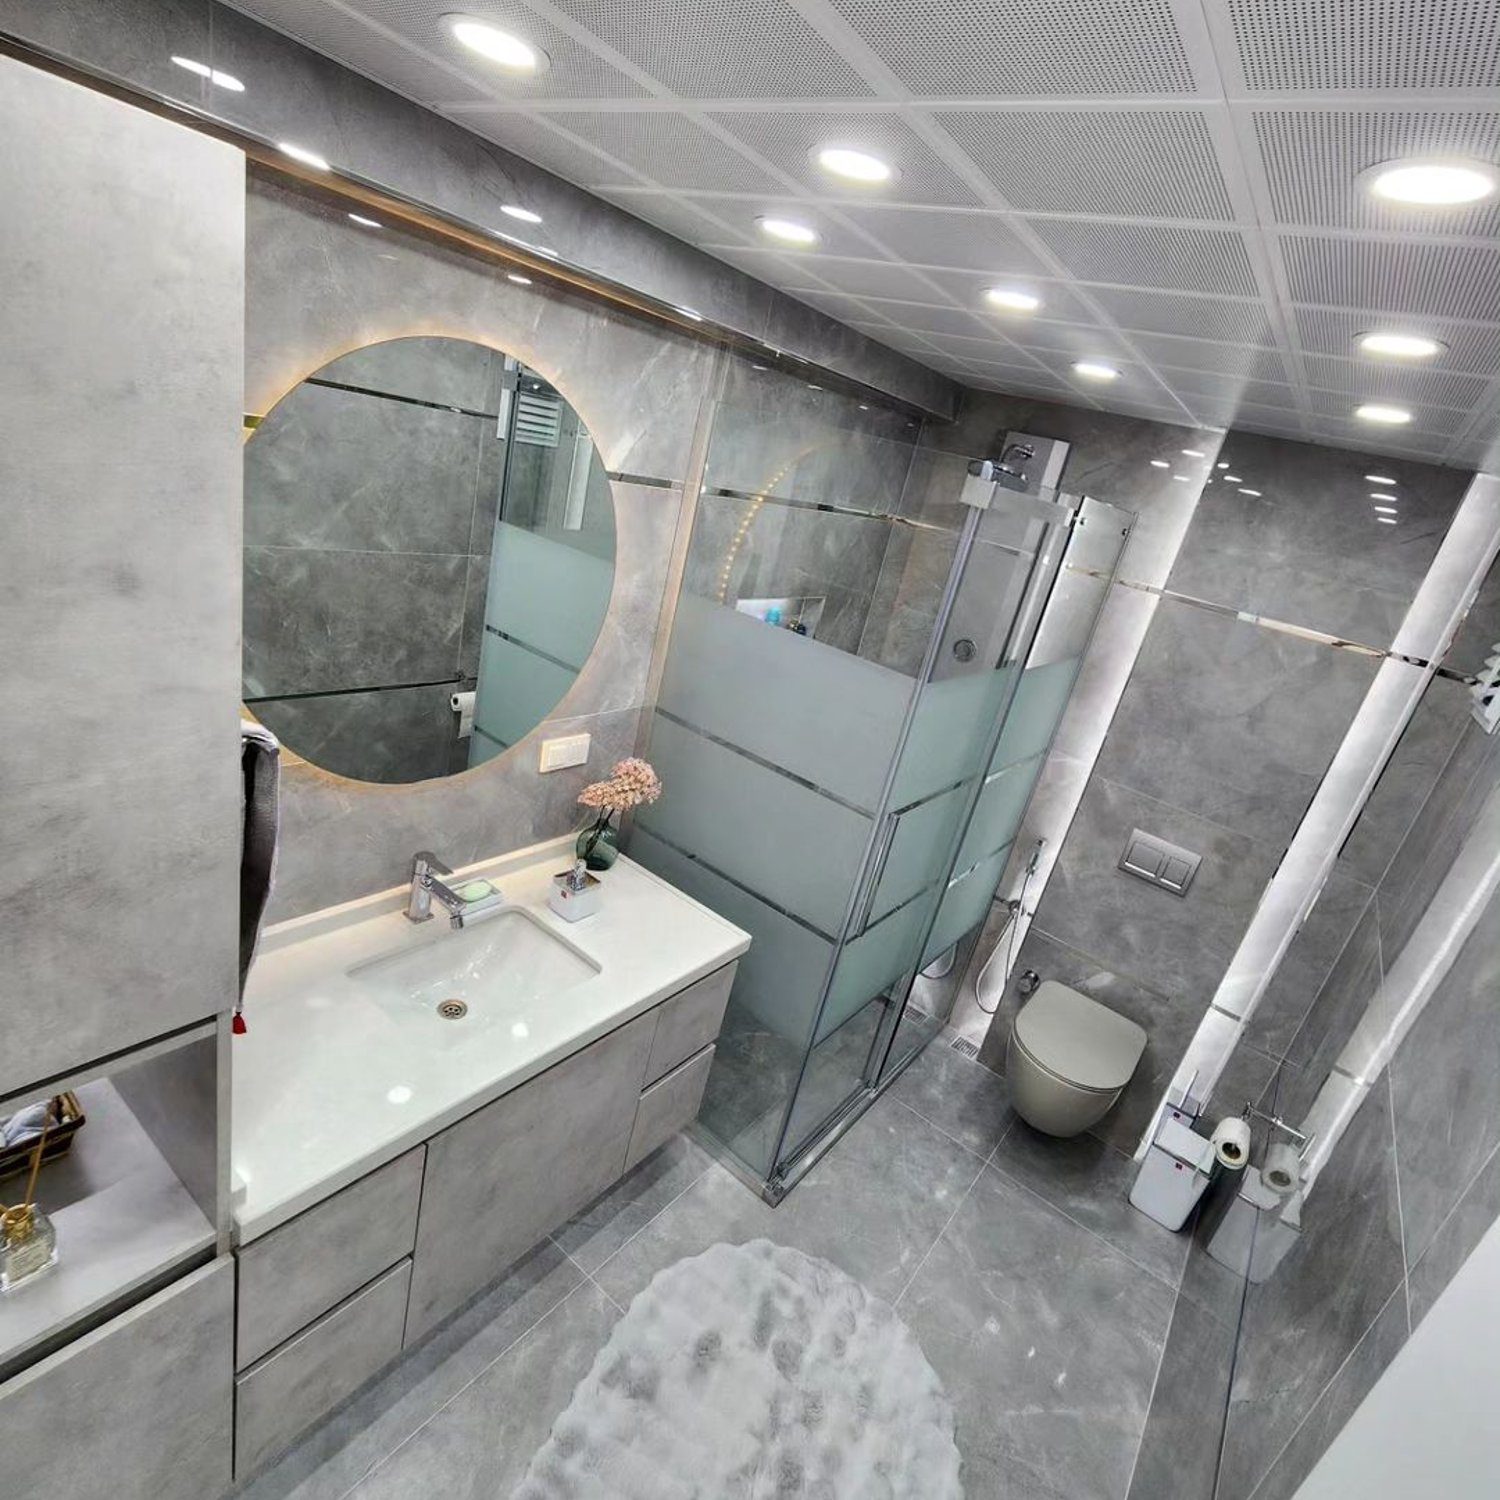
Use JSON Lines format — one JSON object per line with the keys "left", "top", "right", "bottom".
{"left": 1012, "top": 980, "right": 1146, "bottom": 1092}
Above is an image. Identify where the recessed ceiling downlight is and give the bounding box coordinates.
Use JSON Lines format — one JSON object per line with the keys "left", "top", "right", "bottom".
{"left": 984, "top": 287, "right": 1041, "bottom": 313}
{"left": 1072, "top": 360, "right": 1119, "bottom": 382}
{"left": 757, "top": 216, "right": 819, "bottom": 247}
{"left": 815, "top": 146, "right": 893, "bottom": 184}
{"left": 445, "top": 14, "right": 549, "bottom": 73}
{"left": 1363, "top": 158, "right": 1497, "bottom": 207}
{"left": 1355, "top": 403, "right": 1413, "bottom": 425}
{"left": 1358, "top": 331, "right": 1444, "bottom": 359}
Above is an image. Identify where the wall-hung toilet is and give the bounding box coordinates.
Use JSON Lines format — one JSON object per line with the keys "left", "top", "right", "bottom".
{"left": 1007, "top": 980, "right": 1148, "bottom": 1137}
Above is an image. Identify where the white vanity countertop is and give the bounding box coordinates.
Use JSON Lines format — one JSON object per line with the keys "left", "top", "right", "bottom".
{"left": 232, "top": 839, "right": 749, "bottom": 1243}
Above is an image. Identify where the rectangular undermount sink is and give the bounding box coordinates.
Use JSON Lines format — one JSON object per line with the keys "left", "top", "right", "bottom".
{"left": 351, "top": 908, "right": 599, "bottom": 1038}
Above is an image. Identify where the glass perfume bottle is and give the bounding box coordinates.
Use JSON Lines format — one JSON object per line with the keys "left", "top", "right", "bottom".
{"left": 1, "top": 1203, "right": 58, "bottom": 1292}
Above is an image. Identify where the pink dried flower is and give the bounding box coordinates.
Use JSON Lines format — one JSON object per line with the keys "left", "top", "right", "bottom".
{"left": 577, "top": 757, "right": 662, "bottom": 813}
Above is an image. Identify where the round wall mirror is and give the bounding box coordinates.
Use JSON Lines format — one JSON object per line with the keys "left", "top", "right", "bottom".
{"left": 243, "top": 336, "right": 616, "bottom": 784}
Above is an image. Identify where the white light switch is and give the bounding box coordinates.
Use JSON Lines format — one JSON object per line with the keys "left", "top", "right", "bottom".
{"left": 539, "top": 733, "right": 590, "bottom": 772}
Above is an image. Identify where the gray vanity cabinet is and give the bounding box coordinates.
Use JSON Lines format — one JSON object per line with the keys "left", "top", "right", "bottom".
{"left": 0, "top": 1259, "right": 234, "bottom": 1500}
{"left": 405, "top": 1011, "right": 657, "bottom": 1340}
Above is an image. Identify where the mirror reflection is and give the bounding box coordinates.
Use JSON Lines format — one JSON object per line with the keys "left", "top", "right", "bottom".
{"left": 243, "top": 337, "right": 615, "bottom": 783}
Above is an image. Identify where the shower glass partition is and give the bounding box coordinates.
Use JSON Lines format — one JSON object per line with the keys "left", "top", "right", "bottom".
{"left": 632, "top": 382, "right": 1130, "bottom": 1195}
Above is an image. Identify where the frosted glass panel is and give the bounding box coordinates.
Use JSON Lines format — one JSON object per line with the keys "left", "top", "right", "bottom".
{"left": 630, "top": 831, "right": 833, "bottom": 1047}
{"left": 990, "top": 658, "right": 1081, "bottom": 771}
{"left": 638, "top": 715, "right": 870, "bottom": 935}
{"left": 819, "top": 900, "right": 930, "bottom": 1044}
{"left": 868, "top": 782, "right": 971, "bottom": 925}
{"left": 957, "top": 754, "right": 1044, "bottom": 871}
{"left": 486, "top": 522, "right": 613, "bottom": 670}
{"left": 660, "top": 594, "right": 911, "bottom": 811}
{"left": 471, "top": 632, "right": 574, "bottom": 750}
{"left": 923, "top": 844, "right": 1011, "bottom": 967}
{"left": 891, "top": 668, "right": 1017, "bottom": 806}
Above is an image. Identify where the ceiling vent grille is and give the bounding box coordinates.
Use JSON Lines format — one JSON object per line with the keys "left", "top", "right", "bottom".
{"left": 827, "top": 0, "right": 1198, "bottom": 96}
{"left": 1229, "top": 0, "right": 1500, "bottom": 93}
{"left": 1281, "top": 236, "right": 1500, "bottom": 322}
{"left": 936, "top": 110, "right": 1234, "bottom": 221}
{"left": 1254, "top": 110, "right": 1500, "bottom": 237}
{"left": 548, "top": 0, "right": 872, "bottom": 97}
{"left": 516, "top": 391, "right": 563, "bottom": 447}
{"left": 1028, "top": 221, "right": 1260, "bottom": 296}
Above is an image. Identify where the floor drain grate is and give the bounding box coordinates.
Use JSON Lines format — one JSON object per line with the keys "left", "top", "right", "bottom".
{"left": 949, "top": 1036, "right": 980, "bottom": 1060}
{"left": 436, "top": 998, "right": 468, "bottom": 1020}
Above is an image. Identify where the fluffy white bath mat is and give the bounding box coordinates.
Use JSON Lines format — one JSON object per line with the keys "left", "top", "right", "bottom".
{"left": 512, "top": 1239, "right": 961, "bottom": 1500}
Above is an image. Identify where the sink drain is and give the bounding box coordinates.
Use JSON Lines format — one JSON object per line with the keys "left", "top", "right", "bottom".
{"left": 436, "top": 998, "right": 468, "bottom": 1020}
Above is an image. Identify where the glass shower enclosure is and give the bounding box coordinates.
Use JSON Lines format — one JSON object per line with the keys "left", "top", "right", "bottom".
{"left": 632, "top": 375, "right": 1131, "bottom": 1196}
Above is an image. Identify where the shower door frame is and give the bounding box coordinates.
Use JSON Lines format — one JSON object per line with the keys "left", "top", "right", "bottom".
{"left": 761, "top": 487, "right": 1127, "bottom": 1200}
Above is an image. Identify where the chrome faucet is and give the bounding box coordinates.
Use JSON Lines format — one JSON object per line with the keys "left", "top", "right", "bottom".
{"left": 405, "top": 851, "right": 478, "bottom": 928}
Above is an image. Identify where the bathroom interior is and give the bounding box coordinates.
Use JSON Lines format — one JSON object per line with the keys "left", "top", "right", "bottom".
{"left": 2, "top": 2, "right": 1499, "bottom": 1497}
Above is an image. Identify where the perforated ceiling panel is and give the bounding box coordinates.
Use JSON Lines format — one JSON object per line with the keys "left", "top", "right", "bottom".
{"left": 548, "top": 0, "right": 872, "bottom": 98}
{"left": 936, "top": 110, "right": 1235, "bottom": 221}
{"left": 1028, "top": 221, "right": 1261, "bottom": 296}
{"left": 827, "top": 0, "right": 1199, "bottom": 96}
{"left": 222, "top": 0, "right": 1500, "bottom": 463}
{"left": 707, "top": 111, "right": 983, "bottom": 207}
{"left": 1228, "top": 0, "right": 1500, "bottom": 92}
{"left": 832, "top": 207, "right": 1052, "bottom": 275}
{"left": 1282, "top": 236, "right": 1500, "bottom": 322}
{"left": 1255, "top": 110, "right": 1500, "bottom": 236}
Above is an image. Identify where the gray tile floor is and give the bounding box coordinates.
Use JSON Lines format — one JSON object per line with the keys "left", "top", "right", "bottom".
{"left": 242, "top": 1039, "right": 1197, "bottom": 1500}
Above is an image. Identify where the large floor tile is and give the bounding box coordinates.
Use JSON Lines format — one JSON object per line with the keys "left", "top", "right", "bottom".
{"left": 887, "top": 1032, "right": 1016, "bottom": 1157}
{"left": 241, "top": 1239, "right": 582, "bottom": 1500}
{"left": 1126, "top": 1294, "right": 1236, "bottom": 1500}
{"left": 992, "top": 1122, "right": 1189, "bottom": 1291}
{"left": 900, "top": 1163, "right": 1176, "bottom": 1500}
{"left": 348, "top": 1283, "right": 620, "bottom": 1500}
{"left": 593, "top": 1094, "right": 985, "bottom": 1307}
{"left": 551, "top": 1133, "right": 715, "bottom": 1276}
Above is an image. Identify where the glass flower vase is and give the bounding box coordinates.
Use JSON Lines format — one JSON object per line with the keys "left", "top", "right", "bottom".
{"left": 576, "top": 816, "right": 619, "bottom": 871}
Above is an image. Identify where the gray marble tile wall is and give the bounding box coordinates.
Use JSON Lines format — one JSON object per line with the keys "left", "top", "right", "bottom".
{"left": 975, "top": 432, "right": 1472, "bottom": 1159}
{"left": 0, "top": 0, "right": 955, "bottom": 418}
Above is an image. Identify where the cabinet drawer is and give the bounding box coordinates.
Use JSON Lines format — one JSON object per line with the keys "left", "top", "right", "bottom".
{"left": 234, "top": 1259, "right": 410, "bottom": 1479}
{"left": 625, "top": 1044, "right": 714, "bottom": 1173}
{"left": 644, "top": 962, "right": 734, "bottom": 1085}
{"left": 237, "top": 1146, "right": 424, "bottom": 1370}
{"left": 406, "top": 1012, "right": 654, "bottom": 1343}
{"left": 0, "top": 1259, "right": 233, "bottom": 1500}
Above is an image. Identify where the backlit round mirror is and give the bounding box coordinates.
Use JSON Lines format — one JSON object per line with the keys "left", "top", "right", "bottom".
{"left": 243, "top": 336, "right": 615, "bottom": 783}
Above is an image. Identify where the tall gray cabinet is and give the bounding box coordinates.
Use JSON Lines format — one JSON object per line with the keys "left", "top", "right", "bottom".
{"left": 0, "top": 55, "right": 244, "bottom": 1500}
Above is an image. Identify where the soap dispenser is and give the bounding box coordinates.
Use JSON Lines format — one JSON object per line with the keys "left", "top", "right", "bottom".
{"left": 548, "top": 859, "right": 601, "bottom": 922}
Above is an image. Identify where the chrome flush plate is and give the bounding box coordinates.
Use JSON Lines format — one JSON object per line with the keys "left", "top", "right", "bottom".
{"left": 1119, "top": 829, "right": 1201, "bottom": 896}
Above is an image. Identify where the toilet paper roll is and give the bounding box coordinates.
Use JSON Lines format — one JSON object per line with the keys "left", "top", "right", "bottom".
{"left": 1261, "top": 1142, "right": 1301, "bottom": 1197}
{"left": 1210, "top": 1114, "right": 1251, "bottom": 1170}
{"left": 451, "top": 689, "right": 476, "bottom": 739}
